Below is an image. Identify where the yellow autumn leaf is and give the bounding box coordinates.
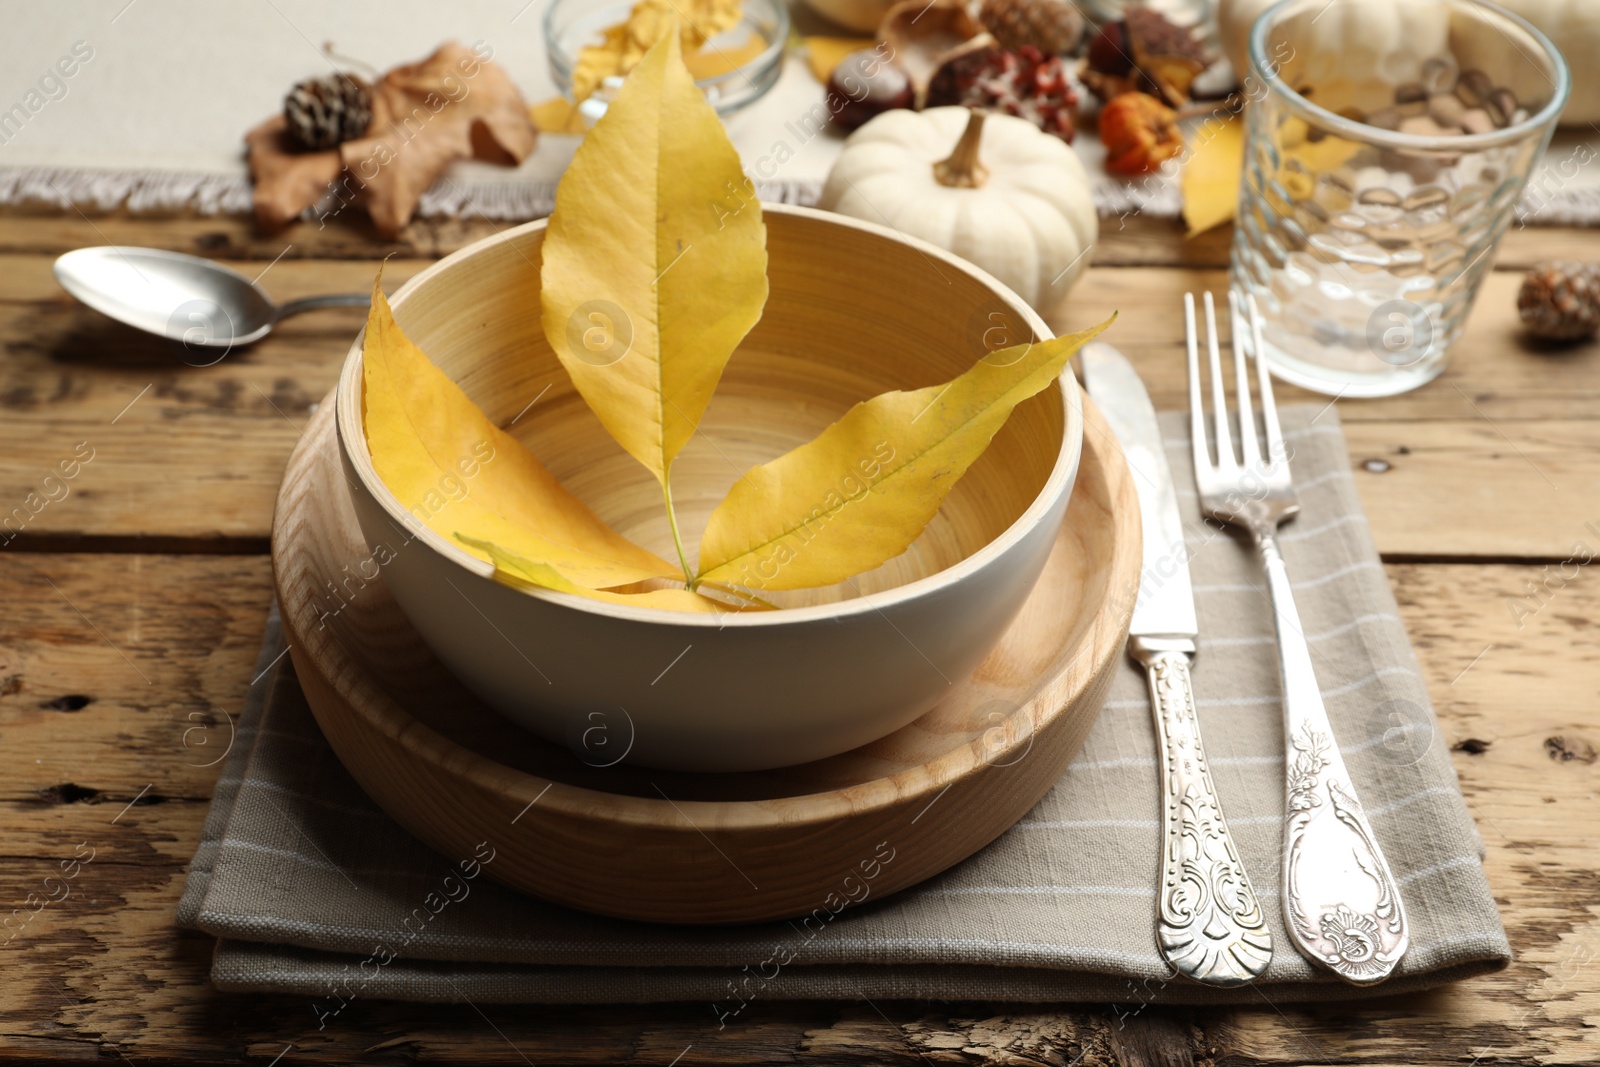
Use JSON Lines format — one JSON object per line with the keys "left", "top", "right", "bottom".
{"left": 1182, "top": 114, "right": 1244, "bottom": 237}
{"left": 1286, "top": 133, "right": 1363, "bottom": 173}
{"left": 530, "top": 95, "right": 588, "bottom": 134}
{"left": 361, "top": 276, "right": 679, "bottom": 591}
{"left": 623, "top": 0, "right": 741, "bottom": 60}
{"left": 571, "top": 22, "right": 629, "bottom": 105}
{"left": 537, "top": 32, "right": 765, "bottom": 136}
{"left": 802, "top": 36, "right": 875, "bottom": 83}
{"left": 684, "top": 33, "right": 767, "bottom": 79}
{"left": 695, "top": 316, "right": 1116, "bottom": 592}
{"left": 541, "top": 30, "right": 768, "bottom": 577}
{"left": 570, "top": 0, "right": 744, "bottom": 103}
{"left": 458, "top": 535, "right": 747, "bottom": 614}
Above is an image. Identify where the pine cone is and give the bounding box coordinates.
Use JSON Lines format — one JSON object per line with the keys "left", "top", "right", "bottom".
{"left": 283, "top": 74, "right": 373, "bottom": 151}
{"left": 979, "top": 0, "right": 1084, "bottom": 56}
{"left": 926, "top": 45, "right": 1078, "bottom": 141}
{"left": 1518, "top": 261, "right": 1600, "bottom": 340}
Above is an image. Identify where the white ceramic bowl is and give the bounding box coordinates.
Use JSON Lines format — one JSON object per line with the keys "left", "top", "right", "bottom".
{"left": 334, "top": 204, "right": 1084, "bottom": 772}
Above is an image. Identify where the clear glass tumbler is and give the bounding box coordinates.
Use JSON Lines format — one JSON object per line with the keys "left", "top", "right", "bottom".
{"left": 543, "top": 0, "right": 789, "bottom": 124}
{"left": 1232, "top": 0, "right": 1569, "bottom": 396}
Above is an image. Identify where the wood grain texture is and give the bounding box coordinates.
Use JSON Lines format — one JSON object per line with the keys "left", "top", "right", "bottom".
{"left": 0, "top": 200, "right": 1596, "bottom": 1063}
{"left": 4, "top": 257, "right": 1597, "bottom": 556}
{"left": 276, "top": 393, "right": 1138, "bottom": 921}
{"left": 2, "top": 557, "right": 1597, "bottom": 1063}
{"left": 2, "top": 206, "right": 1592, "bottom": 269}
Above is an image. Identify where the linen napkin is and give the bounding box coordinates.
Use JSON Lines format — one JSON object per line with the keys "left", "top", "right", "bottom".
{"left": 177, "top": 405, "right": 1509, "bottom": 1006}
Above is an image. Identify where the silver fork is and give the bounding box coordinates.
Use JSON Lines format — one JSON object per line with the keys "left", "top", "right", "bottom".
{"left": 1186, "top": 291, "right": 1409, "bottom": 986}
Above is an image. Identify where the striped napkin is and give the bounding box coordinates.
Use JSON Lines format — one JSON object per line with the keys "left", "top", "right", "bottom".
{"left": 177, "top": 405, "right": 1508, "bottom": 1006}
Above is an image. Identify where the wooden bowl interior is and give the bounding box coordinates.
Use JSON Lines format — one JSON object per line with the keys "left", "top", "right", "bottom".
{"left": 381, "top": 210, "right": 1065, "bottom": 606}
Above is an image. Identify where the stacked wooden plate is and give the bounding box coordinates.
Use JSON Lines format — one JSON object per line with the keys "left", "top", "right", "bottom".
{"left": 272, "top": 390, "right": 1138, "bottom": 924}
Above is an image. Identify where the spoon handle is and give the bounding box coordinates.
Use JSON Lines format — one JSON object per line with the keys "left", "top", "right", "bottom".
{"left": 273, "top": 293, "right": 371, "bottom": 320}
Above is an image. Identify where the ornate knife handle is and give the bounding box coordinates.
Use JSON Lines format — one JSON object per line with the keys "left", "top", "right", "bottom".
{"left": 1133, "top": 638, "right": 1272, "bottom": 987}
{"left": 1257, "top": 532, "right": 1409, "bottom": 984}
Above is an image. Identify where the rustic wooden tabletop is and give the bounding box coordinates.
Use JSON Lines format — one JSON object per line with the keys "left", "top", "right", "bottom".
{"left": 1, "top": 206, "right": 1595, "bottom": 1066}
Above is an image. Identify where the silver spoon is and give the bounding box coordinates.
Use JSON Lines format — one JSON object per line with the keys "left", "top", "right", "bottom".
{"left": 54, "top": 246, "right": 369, "bottom": 354}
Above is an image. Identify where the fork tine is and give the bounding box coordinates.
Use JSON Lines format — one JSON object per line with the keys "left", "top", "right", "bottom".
{"left": 1203, "top": 292, "right": 1236, "bottom": 469}
{"left": 1185, "top": 292, "right": 1210, "bottom": 470}
{"left": 1247, "top": 295, "right": 1286, "bottom": 468}
{"left": 1228, "top": 291, "right": 1260, "bottom": 469}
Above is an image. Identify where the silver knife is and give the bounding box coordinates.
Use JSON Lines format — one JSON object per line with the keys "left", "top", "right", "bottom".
{"left": 1080, "top": 341, "right": 1273, "bottom": 987}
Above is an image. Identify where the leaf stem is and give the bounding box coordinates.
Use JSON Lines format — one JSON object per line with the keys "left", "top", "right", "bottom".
{"left": 663, "top": 474, "right": 695, "bottom": 590}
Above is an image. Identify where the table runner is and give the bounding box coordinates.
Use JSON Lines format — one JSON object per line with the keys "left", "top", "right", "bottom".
{"left": 3, "top": 0, "right": 1596, "bottom": 225}
{"left": 177, "top": 404, "right": 1509, "bottom": 1007}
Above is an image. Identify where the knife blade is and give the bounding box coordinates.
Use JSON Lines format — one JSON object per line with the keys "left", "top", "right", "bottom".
{"left": 1079, "top": 342, "right": 1197, "bottom": 641}
{"left": 1079, "top": 340, "right": 1272, "bottom": 987}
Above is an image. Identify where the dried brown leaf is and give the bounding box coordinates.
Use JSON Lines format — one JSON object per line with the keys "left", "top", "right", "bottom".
{"left": 243, "top": 116, "right": 342, "bottom": 232}
{"left": 245, "top": 42, "right": 536, "bottom": 236}
{"left": 339, "top": 42, "right": 536, "bottom": 236}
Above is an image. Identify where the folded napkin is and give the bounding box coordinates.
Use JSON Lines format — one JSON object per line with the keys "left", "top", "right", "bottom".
{"left": 178, "top": 404, "right": 1508, "bottom": 1007}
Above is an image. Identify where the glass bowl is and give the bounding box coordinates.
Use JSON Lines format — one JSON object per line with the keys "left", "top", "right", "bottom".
{"left": 543, "top": 0, "right": 789, "bottom": 122}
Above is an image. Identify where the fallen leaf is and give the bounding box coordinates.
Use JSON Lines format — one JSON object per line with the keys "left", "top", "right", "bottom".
{"left": 571, "top": 0, "right": 744, "bottom": 103}
{"left": 244, "top": 116, "right": 343, "bottom": 232}
{"left": 1181, "top": 113, "right": 1243, "bottom": 237}
{"left": 540, "top": 31, "right": 768, "bottom": 577}
{"left": 530, "top": 95, "right": 589, "bottom": 134}
{"left": 361, "top": 275, "right": 679, "bottom": 591}
{"left": 339, "top": 42, "right": 538, "bottom": 237}
{"left": 459, "top": 536, "right": 748, "bottom": 613}
{"left": 695, "top": 315, "right": 1115, "bottom": 592}
{"left": 532, "top": 32, "right": 765, "bottom": 138}
{"left": 684, "top": 34, "right": 768, "bottom": 79}
{"left": 571, "top": 22, "right": 631, "bottom": 106}
{"left": 1284, "top": 134, "right": 1363, "bottom": 174}
{"left": 246, "top": 42, "right": 536, "bottom": 236}
{"left": 802, "top": 36, "right": 875, "bottom": 83}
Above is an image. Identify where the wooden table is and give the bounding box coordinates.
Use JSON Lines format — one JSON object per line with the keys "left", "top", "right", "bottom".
{"left": 1, "top": 205, "right": 1595, "bottom": 1066}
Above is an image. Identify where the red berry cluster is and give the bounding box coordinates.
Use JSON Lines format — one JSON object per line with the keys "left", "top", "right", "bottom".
{"left": 927, "top": 45, "right": 1078, "bottom": 142}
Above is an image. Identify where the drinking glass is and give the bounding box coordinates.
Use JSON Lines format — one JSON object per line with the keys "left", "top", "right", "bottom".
{"left": 1232, "top": 0, "right": 1569, "bottom": 396}
{"left": 543, "top": 0, "right": 788, "bottom": 124}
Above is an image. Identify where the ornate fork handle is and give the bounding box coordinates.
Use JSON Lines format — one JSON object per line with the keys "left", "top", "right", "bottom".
{"left": 1133, "top": 637, "right": 1272, "bottom": 986}
{"left": 1256, "top": 531, "right": 1409, "bottom": 984}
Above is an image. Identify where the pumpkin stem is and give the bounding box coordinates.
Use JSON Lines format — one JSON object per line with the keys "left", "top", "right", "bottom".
{"left": 933, "top": 108, "right": 989, "bottom": 189}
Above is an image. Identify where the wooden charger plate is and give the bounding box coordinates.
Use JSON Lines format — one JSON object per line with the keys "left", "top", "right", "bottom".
{"left": 273, "top": 389, "right": 1139, "bottom": 924}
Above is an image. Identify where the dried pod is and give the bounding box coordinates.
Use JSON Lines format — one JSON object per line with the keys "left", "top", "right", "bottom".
{"left": 878, "top": 0, "right": 987, "bottom": 106}
{"left": 1082, "top": 6, "right": 1209, "bottom": 108}
{"left": 926, "top": 44, "right": 1078, "bottom": 141}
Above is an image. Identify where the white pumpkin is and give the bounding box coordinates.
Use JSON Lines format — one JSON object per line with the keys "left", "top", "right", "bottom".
{"left": 1479, "top": 0, "right": 1600, "bottom": 124}
{"left": 817, "top": 107, "right": 1098, "bottom": 322}
{"left": 1216, "top": 0, "right": 1594, "bottom": 123}
{"left": 1217, "top": 0, "right": 1449, "bottom": 111}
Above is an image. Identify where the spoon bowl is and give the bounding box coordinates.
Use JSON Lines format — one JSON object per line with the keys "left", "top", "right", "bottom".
{"left": 54, "top": 246, "right": 367, "bottom": 354}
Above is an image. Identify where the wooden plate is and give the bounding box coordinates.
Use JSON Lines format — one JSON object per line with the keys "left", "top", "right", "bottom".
{"left": 272, "top": 389, "right": 1139, "bottom": 924}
